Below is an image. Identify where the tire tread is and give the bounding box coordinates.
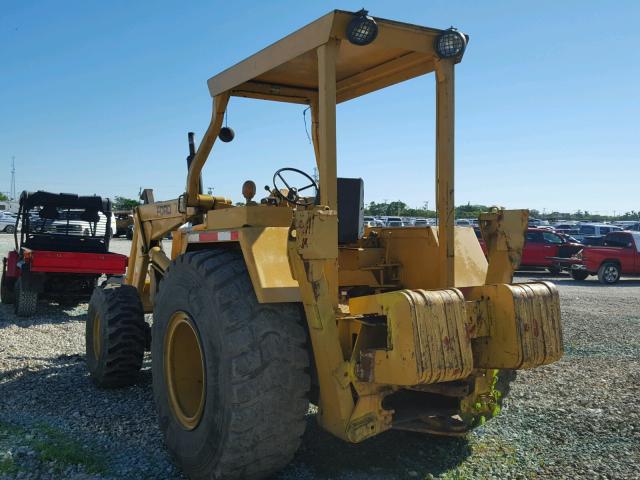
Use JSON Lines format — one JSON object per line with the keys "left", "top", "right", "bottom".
{"left": 87, "top": 284, "right": 146, "bottom": 388}
{"left": 155, "top": 249, "right": 310, "bottom": 480}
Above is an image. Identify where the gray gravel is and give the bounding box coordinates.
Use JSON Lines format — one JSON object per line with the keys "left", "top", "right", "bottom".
{"left": 1, "top": 235, "right": 639, "bottom": 479}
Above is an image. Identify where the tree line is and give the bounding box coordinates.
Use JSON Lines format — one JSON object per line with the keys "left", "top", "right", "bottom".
{"left": 365, "top": 201, "right": 640, "bottom": 222}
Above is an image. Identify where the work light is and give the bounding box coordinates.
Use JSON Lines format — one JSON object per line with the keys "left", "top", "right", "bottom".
{"left": 346, "top": 9, "right": 378, "bottom": 46}
{"left": 218, "top": 127, "right": 235, "bottom": 143}
{"left": 435, "top": 28, "right": 467, "bottom": 59}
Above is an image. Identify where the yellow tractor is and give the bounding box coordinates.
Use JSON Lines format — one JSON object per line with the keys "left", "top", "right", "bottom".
{"left": 86, "top": 10, "right": 563, "bottom": 479}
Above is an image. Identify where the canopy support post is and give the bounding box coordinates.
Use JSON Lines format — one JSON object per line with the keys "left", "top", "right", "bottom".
{"left": 435, "top": 59, "right": 456, "bottom": 287}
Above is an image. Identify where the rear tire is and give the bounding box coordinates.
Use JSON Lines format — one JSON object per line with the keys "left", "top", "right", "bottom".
{"left": 597, "top": 262, "right": 620, "bottom": 284}
{"left": 1, "top": 272, "right": 15, "bottom": 304}
{"left": 14, "top": 278, "right": 37, "bottom": 317}
{"left": 152, "top": 250, "right": 310, "bottom": 480}
{"left": 4, "top": 225, "right": 15, "bottom": 234}
{"left": 571, "top": 270, "right": 589, "bottom": 281}
{"left": 86, "top": 284, "right": 146, "bottom": 387}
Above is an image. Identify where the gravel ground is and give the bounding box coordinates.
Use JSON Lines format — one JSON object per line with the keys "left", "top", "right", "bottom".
{"left": 0, "top": 235, "right": 639, "bottom": 479}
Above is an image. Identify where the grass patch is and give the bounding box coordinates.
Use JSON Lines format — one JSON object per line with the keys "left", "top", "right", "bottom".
{"left": 32, "top": 424, "right": 106, "bottom": 475}
{"left": 0, "top": 455, "right": 18, "bottom": 475}
{"left": 0, "top": 420, "right": 106, "bottom": 476}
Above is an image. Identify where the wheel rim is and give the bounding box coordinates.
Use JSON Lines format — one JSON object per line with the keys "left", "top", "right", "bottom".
{"left": 164, "top": 311, "right": 205, "bottom": 430}
{"left": 604, "top": 266, "right": 618, "bottom": 282}
{"left": 93, "top": 313, "right": 102, "bottom": 360}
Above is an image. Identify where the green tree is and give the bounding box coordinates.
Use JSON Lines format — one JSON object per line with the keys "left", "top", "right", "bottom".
{"left": 0, "top": 193, "right": 8, "bottom": 201}
{"left": 387, "top": 201, "right": 407, "bottom": 216}
{"left": 113, "top": 196, "right": 141, "bottom": 211}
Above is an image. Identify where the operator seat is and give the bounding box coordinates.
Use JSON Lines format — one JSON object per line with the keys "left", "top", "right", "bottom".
{"left": 337, "top": 177, "right": 364, "bottom": 245}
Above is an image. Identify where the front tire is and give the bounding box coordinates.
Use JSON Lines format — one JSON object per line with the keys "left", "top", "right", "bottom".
{"left": 86, "top": 284, "right": 146, "bottom": 387}
{"left": 571, "top": 270, "right": 589, "bottom": 281}
{"left": 547, "top": 266, "right": 561, "bottom": 275}
{"left": 14, "top": 278, "right": 37, "bottom": 316}
{"left": 597, "top": 262, "right": 620, "bottom": 284}
{"left": 152, "top": 250, "right": 310, "bottom": 480}
{"left": 4, "top": 225, "right": 15, "bottom": 234}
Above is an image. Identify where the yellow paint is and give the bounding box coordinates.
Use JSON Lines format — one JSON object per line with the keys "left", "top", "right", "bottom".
{"left": 238, "top": 227, "right": 300, "bottom": 303}
{"left": 466, "top": 282, "right": 563, "bottom": 369}
{"left": 164, "top": 311, "right": 206, "bottom": 431}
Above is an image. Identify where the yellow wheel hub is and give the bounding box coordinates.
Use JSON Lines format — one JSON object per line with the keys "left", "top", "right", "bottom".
{"left": 164, "top": 311, "right": 206, "bottom": 430}
{"left": 93, "top": 314, "right": 101, "bottom": 360}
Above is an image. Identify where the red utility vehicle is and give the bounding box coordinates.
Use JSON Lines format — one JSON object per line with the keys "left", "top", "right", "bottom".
{"left": 559, "top": 231, "right": 640, "bottom": 284}
{"left": 1, "top": 191, "right": 127, "bottom": 316}
{"left": 476, "top": 227, "right": 583, "bottom": 274}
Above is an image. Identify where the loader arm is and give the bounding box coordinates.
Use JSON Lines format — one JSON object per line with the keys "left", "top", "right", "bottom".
{"left": 125, "top": 196, "right": 230, "bottom": 308}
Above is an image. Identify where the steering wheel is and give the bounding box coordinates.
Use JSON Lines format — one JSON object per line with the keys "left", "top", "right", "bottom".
{"left": 272, "top": 168, "right": 318, "bottom": 206}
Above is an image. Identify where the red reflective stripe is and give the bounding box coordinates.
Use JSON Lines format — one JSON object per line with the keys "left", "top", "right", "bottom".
{"left": 188, "top": 230, "right": 239, "bottom": 243}
{"left": 199, "top": 232, "right": 219, "bottom": 242}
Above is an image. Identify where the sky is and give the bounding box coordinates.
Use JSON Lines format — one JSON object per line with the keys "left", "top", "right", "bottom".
{"left": 1, "top": 0, "right": 639, "bottom": 215}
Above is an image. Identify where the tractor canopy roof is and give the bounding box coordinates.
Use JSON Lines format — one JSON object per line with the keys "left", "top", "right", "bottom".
{"left": 19, "top": 191, "right": 111, "bottom": 214}
{"left": 207, "top": 9, "right": 466, "bottom": 104}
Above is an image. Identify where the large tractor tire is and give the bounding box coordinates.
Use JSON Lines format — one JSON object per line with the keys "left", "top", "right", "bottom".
{"left": 152, "top": 250, "right": 310, "bottom": 480}
{"left": 1, "top": 272, "right": 15, "bottom": 305}
{"left": 14, "top": 278, "right": 37, "bottom": 317}
{"left": 86, "top": 284, "right": 146, "bottom": 387}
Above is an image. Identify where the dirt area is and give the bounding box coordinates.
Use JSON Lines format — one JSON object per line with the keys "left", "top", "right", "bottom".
{"left": 0, "top": 235, "right": 638, "bottom": 479}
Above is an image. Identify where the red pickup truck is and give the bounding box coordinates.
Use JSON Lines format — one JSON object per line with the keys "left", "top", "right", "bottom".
{"left": 476, "top": 228, "right": 583, "bottom": 274}
{"left": 565, "top": 231, "right": 640, "bottom": 284}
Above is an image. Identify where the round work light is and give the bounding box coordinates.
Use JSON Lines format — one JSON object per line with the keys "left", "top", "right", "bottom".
{"left": 346, "top": 9, "right": 378, "bottom": 46}
{"left": 218, "top": 127, "right": 235, "bottom": 143}
{"left": 435, "top": 28, "right": 467, "bottom": 59}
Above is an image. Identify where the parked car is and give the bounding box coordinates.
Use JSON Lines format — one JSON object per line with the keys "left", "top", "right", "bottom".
{"left": 455, "top": 219, "right": 472, "bottom": 226}
{"left": 385, "top": 216, "right": 403, "bottom": 227}
{"left": 477, "top": 228, "right": 583, "bottom": 274}
{"left": 413, "top": 218, "right": 430, "bottom": 227}
{"left": 573, "top": 223, "right": 622, "bottom": 242}
{"left": 521, "top": 229, "right": 583, "bottom": 273}
{"left": 0, "top": 212, "right": 18, "bottom": 233}
{"left": 114, "top": 211, "right": 134, "bottom": 236}
{"left": 554, "top": 222, "right": 580, "bottom": 236}
{"left": 556, "top": 231, "right": 640, "bottom": 284}
{"left": 528, "top": 218, "right": 550, "bottom": 227}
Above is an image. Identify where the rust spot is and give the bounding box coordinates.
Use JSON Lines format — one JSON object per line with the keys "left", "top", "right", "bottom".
{"left": 358, "top": 351, "right": 375, "bottom": 382}
{"left": 465, "top": 323, "right": 475, "bottom": 338}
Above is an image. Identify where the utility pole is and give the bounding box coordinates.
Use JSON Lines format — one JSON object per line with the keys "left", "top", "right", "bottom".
{"left": 10, "top": 156, "right": 16, "bottom": 200}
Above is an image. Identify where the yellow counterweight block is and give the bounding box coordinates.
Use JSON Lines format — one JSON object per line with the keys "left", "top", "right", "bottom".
{"left": 349, "top": 288, "right": 473, "bottom": 386}
{"left": 467, "top": 281, "right": 563, "bottom": 369}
